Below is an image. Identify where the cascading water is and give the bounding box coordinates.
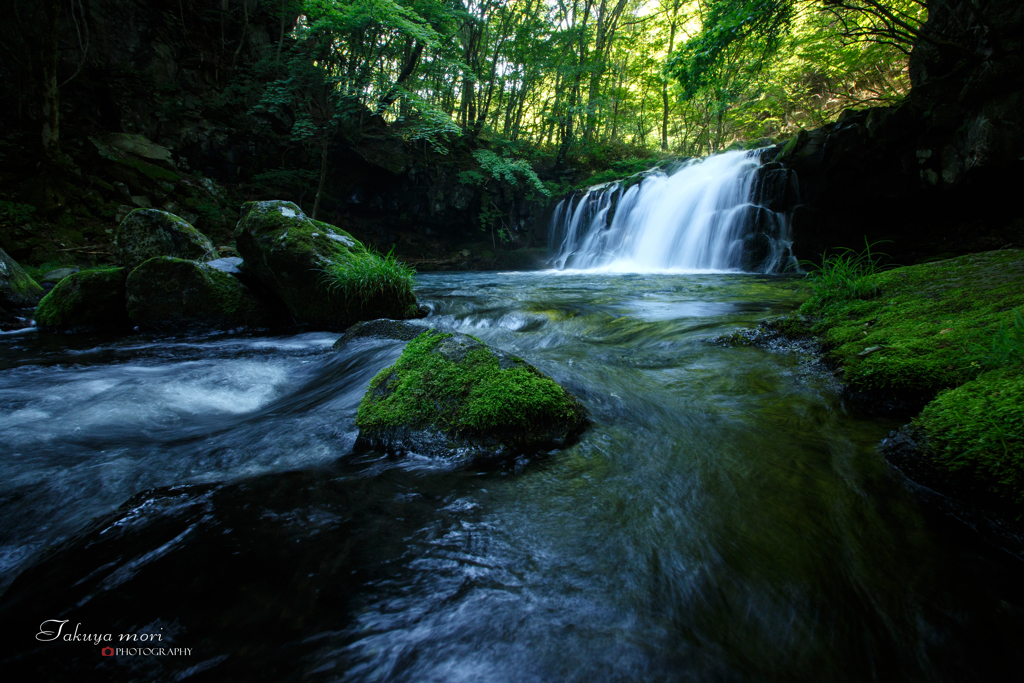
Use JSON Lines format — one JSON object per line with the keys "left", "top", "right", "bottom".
{"left": 549, "top": 150, "right": 796, "bottom": 273}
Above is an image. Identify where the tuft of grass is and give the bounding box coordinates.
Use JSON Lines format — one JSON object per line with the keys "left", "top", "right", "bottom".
{"left": 321, "top": 248, "right": 416, "bottom": 311}
{"left": 800, "top": 239, "right": 889, "bottom": 313}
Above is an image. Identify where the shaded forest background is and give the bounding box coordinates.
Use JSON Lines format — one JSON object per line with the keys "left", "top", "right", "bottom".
{"left": 0, "top": 0, "right": 1019, "bottom": 269}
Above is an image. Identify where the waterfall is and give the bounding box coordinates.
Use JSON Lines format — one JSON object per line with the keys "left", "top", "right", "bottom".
{"left": 549, "top": 151, "right": 795, "bottom": 273}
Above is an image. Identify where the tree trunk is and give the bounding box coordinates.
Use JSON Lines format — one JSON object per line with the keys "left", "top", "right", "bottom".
{"left": 312, "top": 141, "right": 329, "bottom": 220}
{"left": 40, "top": 0, "right": 61, "bottom": 163}
{"left": 661, "top": 2, "right": 680, "bottom": 152}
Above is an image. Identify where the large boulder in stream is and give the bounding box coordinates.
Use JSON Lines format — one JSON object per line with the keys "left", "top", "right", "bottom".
{"left": 35, "top": 268, "right": 130, "bottom": 333}
{"left": 115, "top": 209, "right": 218, "bottom": 271}
{"left": 126, "top": 257, "right": 271, "bottom": 331}
{"left": 0, "top": 248, "right": 44, "bottom": 309}
{"left": 354, "top": 328, "right": 590, "bottom": 461}
{"left": 234, "top": 200, "right": 419, "bottom": 329}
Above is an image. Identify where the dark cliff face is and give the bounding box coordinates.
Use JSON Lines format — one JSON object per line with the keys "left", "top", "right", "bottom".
{"left": 762, "top": 0, "right": 1024, "bottom": 265}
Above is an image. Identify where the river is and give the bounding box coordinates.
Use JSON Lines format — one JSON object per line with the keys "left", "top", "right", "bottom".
{"left": 1, "top": 270, "right": 1022, "bottom": 681}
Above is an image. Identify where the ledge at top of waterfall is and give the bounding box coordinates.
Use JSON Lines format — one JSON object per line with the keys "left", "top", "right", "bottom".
{"left": 353, "top": 326, "right": 589, "bottom": 465}
{"left": 549, "top": 150, "right": 795, "bottom": 274}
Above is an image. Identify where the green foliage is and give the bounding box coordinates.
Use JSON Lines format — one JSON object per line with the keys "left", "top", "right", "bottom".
{"left": 0, "top": 201, "right": 36, "bottom": 226}
{"left": 459, "top": 150, "right": 549, "bottom": 197}
{"left": 393, "top": 89, "right": 463, "bottom": 154}
{"left": 800, "top": 239, "right": 888, "bottom": 313}
{"left": 670, "top": 0, "right": 795, "bottom": 100}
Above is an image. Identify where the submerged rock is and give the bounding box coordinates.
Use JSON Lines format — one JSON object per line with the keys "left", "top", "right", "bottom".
{"left": 0, "top": 248, "right": 44, "bottom": 309}
{"left": 355, "top": 330, "right": 589, "bottom": 461}
{"left": 234, "top": 200, "right": 418, "bottom": 329}
{"left": 126, "top": 257, "right": 271, "bottom": 331}
{"left": 333, "top": 319, "right": 425, "bottom": 347}
{"left": 115, "top": 209, "right": 217, "bottom": 271}
{"left": 34, "top": 268, "right": 130, "bottom": 333}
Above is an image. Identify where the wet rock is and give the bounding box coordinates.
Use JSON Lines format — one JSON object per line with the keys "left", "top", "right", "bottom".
{"left": 234, "top": 200, "right": 418, "bottom": 329}
{"left": 333, "top": 319, "right": 425, "bottom": 348}
{"left": 355, "top": 329, "right": 589, "bottom": 462}
{"left": 740, "top": 233, "right": 773, "bottom": 272}
{"left": 126, "top": 257, "right": 271, "bottom": 331}
{"left": 35, "top": 268, "right": 130, "bottom": 333}
{"left": 40, "top": 267, "right": 79, "bottom": 283}
{"left": 0, "top": 248, "right": 44, "bottom": 309}
{"left": 115, "top": 209, "right": 217, "bottom": 271}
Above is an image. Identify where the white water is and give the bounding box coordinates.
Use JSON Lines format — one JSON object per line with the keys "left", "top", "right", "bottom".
{"left": 550, "top": 151, "right": 793, "bottom": 273}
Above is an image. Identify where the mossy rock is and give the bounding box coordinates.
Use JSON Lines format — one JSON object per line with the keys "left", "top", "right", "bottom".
{"left": 0, "top": 248, "right": 44, "bottom": 308}
{"left": 916, "top": 365, "right": 1024, "bottom": 506}
{"left": 355, "top": 330, "right": 590, "bottom": 462}
{"left": 234, "top": 200, "right": 418, "bottom": 329}
{"left": 126, "top": 257, "right": 271, "bottom": 331}
{"left": 35, "top": 268, "right": 130, "bottom": 333}
{"left": 116, "top": 209, "right": 217, "bottom": 271}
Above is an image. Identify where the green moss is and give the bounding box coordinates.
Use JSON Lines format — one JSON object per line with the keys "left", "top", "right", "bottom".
{"left": 917, "top": 366, "right": 1024, "bottom": 504}
{"left": 126, "top": 257, "right": 269, "bottom": 330}
{"left": 357, "top": 330, "right": 588, "bottom": 439}
{"left": 35, "top": 268, "right": 129, "bottom": 332}
{"left": 801, "top": 250, "right": 1024, "bottom": 396}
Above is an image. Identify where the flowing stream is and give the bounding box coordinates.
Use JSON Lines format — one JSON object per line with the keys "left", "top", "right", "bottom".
{"left": 2, "top": 271, "right": 1023, "bottom": 681}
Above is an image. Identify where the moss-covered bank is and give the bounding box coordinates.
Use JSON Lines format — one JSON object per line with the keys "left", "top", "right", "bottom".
{"left": 355, "top": 330, "right": 589, "bottom": 461}
{"left": 761, "top": 249, "right": 1024, "bottom": 510}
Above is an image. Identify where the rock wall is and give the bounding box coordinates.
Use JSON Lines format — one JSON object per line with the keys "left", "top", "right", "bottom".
{"left": 759, "top": 0, "right": 1024, "bottom": 264}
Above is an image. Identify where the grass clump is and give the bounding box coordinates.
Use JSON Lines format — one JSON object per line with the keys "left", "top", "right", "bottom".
{"left": 800, "top": 239, "right": 888, "bottom": 314}
{"left": 357, "top": 330, "right": 588, "bottom": 443}
{"left": 321, "top": 248, "right": 415, "bottom": 311}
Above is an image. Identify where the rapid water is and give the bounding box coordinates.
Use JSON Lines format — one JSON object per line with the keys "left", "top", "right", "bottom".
{"left": 1, "top": 272, "right": 1023, "bottom": 681}
{"left": 550, "top": 151, "right": 793, "bottom": 273}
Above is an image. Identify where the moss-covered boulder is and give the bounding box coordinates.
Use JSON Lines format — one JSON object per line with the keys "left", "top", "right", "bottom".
{"left": 234, "top": 200, "right": 418, "bottom": 329}
{"left": 35, "top": 268, "right": 130, "bottom": 333}
{"left": 126, "top": 257, "right": 271, "bottom": 331}
{"left": 916, "top": 366, "right": 1024, "bottom": 505}
{"left": 355, "top": 330, "right": 589, "bottom": 461}
{"left": 0, "top": 248, "right": 44, "bottom": 308}
{"left": 116, "top": 209, "right": 217, "bottom": 271}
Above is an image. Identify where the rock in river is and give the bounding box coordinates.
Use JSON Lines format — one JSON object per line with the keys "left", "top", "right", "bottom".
{"left": 35, "top": 268, "right": 130, "bottom": 333}
{"left": 126, "top": 257, "right": 271, "bottom": 331}
{"left": 0, "top": 248, "right": 43, "bottom": 309}
{"left": 355, "top": 329, "right": 590, "bottom": 461}
{"left": 115, "top": 209, "right": 217, "bottom": 271}
{"left": 234, "top": 200, "right": 418, "bottom": 329}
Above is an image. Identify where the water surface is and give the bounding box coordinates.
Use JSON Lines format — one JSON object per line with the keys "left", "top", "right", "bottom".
{"left": 1, "top": 271, "right": 1021, "bottom": 681}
